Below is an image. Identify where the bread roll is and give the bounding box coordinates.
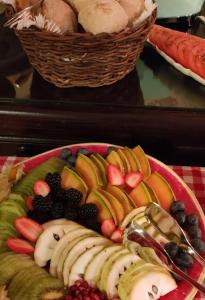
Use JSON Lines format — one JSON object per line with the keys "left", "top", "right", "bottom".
{"left": 118, "top": 0, "right": 145, "bottom": 23}
{"left": 67, "top": 0, "right": 90, "bottom": 13}
{"left": 16, "top": 0, "right": 36, "bottom": 11}
{"left": 78, "top": 0, "right": 129, "bottom": 35}
{"left": 42, "top": 0, "right": 77, "bottom": 33}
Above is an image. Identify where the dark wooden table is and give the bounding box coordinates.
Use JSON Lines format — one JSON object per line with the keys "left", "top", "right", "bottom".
{"left": 0, "top": 6, "right": 205, "bottom": 166}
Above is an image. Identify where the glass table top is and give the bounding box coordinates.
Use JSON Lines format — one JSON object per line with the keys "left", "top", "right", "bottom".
{"left": 0, "top": 7, "right": 205, "bottom": 111}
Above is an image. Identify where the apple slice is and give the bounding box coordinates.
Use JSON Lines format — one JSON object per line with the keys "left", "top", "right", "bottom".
{"left": 63, "top": 236, "right": 111, "bottom": 285}
{"left": 100, "top": 252, "right": 141, "bottom": 298}
{"left": 68, "top": 245, "right": 105, "bottom": 286}
{"left": 119, "top": 207, "right": 146, "bottom": 230}
{"left": 145, "top": 172, "right": 175, "bottom": 210}
{"left": 42, "top": 219, "right": 74, "bottom": 229}
{"left": 50, "top": 227, "right": 94, "bottom": 276}
{"left": 57, "top": 233, "right": 99, "bottom": 279}
{"left": 84, "top": 245, "right": 124, "bottom": 286}
{"left": 34, "top": 223, "right": 82, "bottom": 267}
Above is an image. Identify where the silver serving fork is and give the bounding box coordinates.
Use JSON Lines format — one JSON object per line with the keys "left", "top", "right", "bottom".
{"left": 145, "top": 202, "right": 205, "bottom": 266}
{"left": 4, "top": 0, "right": 43, "bottom": 28}
{"left": 124, "top": 221, "right": 205, "bottom": 294}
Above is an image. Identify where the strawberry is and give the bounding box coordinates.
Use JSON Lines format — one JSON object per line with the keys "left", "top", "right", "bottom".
{"left": 15, "top": 217, "right": 43, "bottom": 242}
{"left": 101, "top": 219, "right": 116, "bottom": 238}
{"left": 110, "top": 229, "right": 123, "bottom": 243}
{"left": 7, "top": 238, "right": 34, "bottom": 254}
{"left": 125, "top": 171, "right": 143, "bottom": 188}
{"left": 26, "top": 195, "right": 33, "bottom": 211}
{"left": 33, "top": 180, "right": 50, "bottom": 197}
{"left": 107, "top": 165, "right": 124, "bottom": 186}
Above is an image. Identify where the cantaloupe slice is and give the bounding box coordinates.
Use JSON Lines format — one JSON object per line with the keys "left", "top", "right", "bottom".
{"left": 132, "top": 146, "right": 151, "bottom": 178}
{"left": 145, "top": 172, "right": 175, "bottom": 211}
{"left": 129, "top": 182, "right": 152, "bottom": 207}
{"left": 106, "top": 150, "right": 126, "bottom": 175}
{"left": 90, "top": 154, "right": 107, "bottom": 186}
{"left": 117, "top": 149, "right": 131, "bottom": 173}
{"left": 123, "top": 147, "right": 141, "bottom": 172}
{"left": 106, "top": 185, "right": 134, "bottom": 214}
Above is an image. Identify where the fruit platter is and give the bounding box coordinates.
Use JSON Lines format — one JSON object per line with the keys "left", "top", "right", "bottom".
{"left": 0, "top": 142, "right": 205, "bottom": 300}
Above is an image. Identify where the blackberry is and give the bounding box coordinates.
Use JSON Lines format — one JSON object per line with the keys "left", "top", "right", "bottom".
{"left": 84, "top": 218, "right": 101, "bottom": 233}
{"left": 27, "top": 209, "right": 52, "bottom": 224}
{"left": 45, "top": 172, "right": 61, "bottom": 191}
{"left": 60, "top": 148, "right": 72, "bottom": 160}
{"left": 64, "top": 208, "right": 78, "bottom": 221}
{"left": 78, "top": 204, "right": 98, "bottom": 219}
{"left": 54, "top": 188, "right": 66, "bottom": 202}
{"left": 64, "top": 188, "right": 83, "bottom": 208}
{"left": 32, "top": 195, "right": 53, "bottom": 212}
{"left": 51, "top": 202, "right": 64, "bottom": 219}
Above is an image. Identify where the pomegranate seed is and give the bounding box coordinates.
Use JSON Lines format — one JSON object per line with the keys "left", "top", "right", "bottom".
{"left": 76, "top": 280, "right": 83, "bottom": 287}
{"left": 82, "top": 281, "right": 89, "bottom": 288}
{"left": 90, "top": 293, "right": 101, "bottom": 300}
{"left": 83, "top": 296, "right": 91, "bottom": 300}
{"left": 65, "top": 296, "right": 73, "bottom": 300}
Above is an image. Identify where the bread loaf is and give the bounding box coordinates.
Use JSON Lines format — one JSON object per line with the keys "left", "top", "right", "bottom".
{"left": 117, "top": 0, "right": 145, "bottom": 23}
{"left": 42, "top": 0, "right": 77, "bottom": 33}
{"left": 78, "top": 0, "right": 129, "bottom": 34}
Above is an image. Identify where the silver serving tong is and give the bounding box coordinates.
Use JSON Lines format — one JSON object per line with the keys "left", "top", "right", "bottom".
{"left": 145, "top": 202, "right": 205, "bottom": 266}
{"left": 124, "top": 221, "right": 205, "bottom": 294}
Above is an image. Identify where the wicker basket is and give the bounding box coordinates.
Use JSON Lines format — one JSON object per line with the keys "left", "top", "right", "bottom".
{"left": 6, "top": 6, "right": 156, "bottom": 88}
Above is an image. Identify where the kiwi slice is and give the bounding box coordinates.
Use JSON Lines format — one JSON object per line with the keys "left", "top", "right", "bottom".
{"left": 12, "top": 157, "right": 65, "bottom": 198}
{"left": 0, "top": 253, "right": 35, "bottom": 286}
{"left": 8, "top": 266, "right": 64, "bottom": 300}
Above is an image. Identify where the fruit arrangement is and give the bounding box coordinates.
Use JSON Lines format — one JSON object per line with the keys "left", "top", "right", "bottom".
{"left": 148, "top": 24, "right": 205, "bottom": 85}
{"left": 0, "top": 143, "right": 205, "bottom": 300}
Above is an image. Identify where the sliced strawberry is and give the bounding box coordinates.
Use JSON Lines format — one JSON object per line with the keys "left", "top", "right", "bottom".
{"left": 125, "top": 171, "right": 143, "bottom": 188}
{"left": 26, "top": 195, "right": 33, "bottom": 211}
{"left": 107, "top": 165, "right": 124, "bottom": 186}
{"left": 15, "top": 217, "right": 43, "bottom": 242}
{"left": 7, "top": 238, "right": 34, "bottom": 254}
{"left": 33, "top": 180, "right": 50, "bottom": 197}
{"left": 110, "top": 229, "right": 123, "bottom": 243}
{"left": 101, "top": 219, "right": 116, "bottom": 238}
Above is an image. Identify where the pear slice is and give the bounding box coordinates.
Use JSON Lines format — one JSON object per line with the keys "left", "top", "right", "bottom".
{"left": 84, "top": 245, "right": 123, "bottom": 286}
{"left": 68, "top": 245, "right": 105, "bottom": 286}
{"left": 100, "top": 252, "right": 141, "bottom": 298}
{"left": 50, "top": 227, "right": 96, "bottom": 277}
{"left": 63, "top": 236, "right": 111, "bottom": 285}
{"left": 34, "top": 223, "right": 82, "bottom": 267}
{"left": 98, "top": 249, "right": 132, "bottom": 290}
{"left": 57, "top": 233, "right": 99, "bottom": 279}
{"left": 119, "top": 207, "right": 146, "bottom": 230}
{"left": 42, "top": 219, "right": 76, "bottom": 229}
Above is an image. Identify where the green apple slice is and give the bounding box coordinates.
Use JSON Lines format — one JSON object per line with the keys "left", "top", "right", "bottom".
{"left": 63, "top": 236, "right": 111, "bottom": 285}
{"left": 101, "top": 253, "right": 141, "bottom": 298}
{"left": 57, "top": 233, "right": 98, "bottom": 279}
{"left": 84, "top": 245, "right": 123, "bottom": 286}
{"left": 68, "top": 245, "right": 105, "bottom": 286}
{"left": 50, "top": 227, "right": 95, "bottom": 277}
{"left": 34, "top": 223, "right": 83, "bottom": 267}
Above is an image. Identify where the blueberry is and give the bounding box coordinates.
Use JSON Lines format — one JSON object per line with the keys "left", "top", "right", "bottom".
{"left": 170, "top": 201, "right": 185, "bottom": 214}
{"left": 175, "top": 211, "right": 186, "bottom": 226}
{"left": 186, "top": 214, "right": 198, "bottom": 226}
{"left": 76, "top": 148, "right": 90, "bottom": 156}
{"left": 191, "top": 238, "right": 205, "bottom": 253}
{"left": 188, "top": 225, "right": 202, "bottom": 239}
{"left": 60, "top": 148, "right": 72, "bottom": 160}
{"left": 174, "top": 253, "right": 194, "bottom": 268}
{"left": 107, "top": 146, "right": 117, "bottom": 154}
{"left": 67, "top": 155, "right": 76, "bottom": 167}
{"left": 164, "top": 242, "right": 179, "bottom": 258}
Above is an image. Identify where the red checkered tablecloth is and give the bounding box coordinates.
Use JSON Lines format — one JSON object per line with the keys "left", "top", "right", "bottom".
{"left": 0, "top": 156, "right": 205, "bottom": 299}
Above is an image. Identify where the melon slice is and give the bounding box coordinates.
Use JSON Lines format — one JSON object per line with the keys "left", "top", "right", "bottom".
{"left": 145, "top": 172, "right": 175, "bottom": 211}
{"left": 129, "top": 182, "right": 153, "bottom": 207}
{"left": 68, "top": 245, "right": 105, "bottom": 286}
{"left": 119, "top": 207, "right": 146, "bottom": 230}
{"left": 106, "top": 150, "right": 125, "bottom": 175}
{"left": 63, "top": 236, "right": 110, "bottom": 285}
{"left": 90, "top": 155, "right": 107, "bottom": 186}
{"left": 132, "top": 145, "right": 151, "bottom": 178}
{"left": 123, "top": 146, "right": 141, "bottom": 172}
{"left": 84, "top": 245, "right": 123, "bottom": 286}
{"left": 50, "top": 227, "right": 94, "bottom": 277}
{"left": 117, "top": 148, "right": 131, "bottom": 173}
{"left": 106, "top": 185, "right": 134, "bottom": 214}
